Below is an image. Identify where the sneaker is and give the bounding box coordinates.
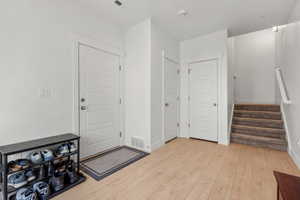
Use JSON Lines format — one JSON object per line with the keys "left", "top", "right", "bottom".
{"left": 66, "top": 161, "right": 78, "bottom": 184}
{"left": 16, "top": 187, "right": 37, "bottom": 200}
{"left": 29, "top": 152, "right": 43, "bottom": 164}
{"left": 49, "top": 172, "right": 65, "bottom": 192}
{"left": 8, "top": 171, "right": 27, "bottom": 189}
{"left": 41, "top": 149, "right": 54, "bottom": 162}
{"left": 8, "top": 161, "right": 22, "bottom": 172}
{"left": 16, "top": 159, "right": 31, "bottom": 170}
{"left": 68, "top": 142, "right": 77, "bottom": 153}
{"left": 25, "top": 169, "right": 36, "bottom": 182}
{"left": 55, "top": 144, "right": 69, "bottom": 157}
{"left": 33, "top": 181, "right": 50, "bottom": 200}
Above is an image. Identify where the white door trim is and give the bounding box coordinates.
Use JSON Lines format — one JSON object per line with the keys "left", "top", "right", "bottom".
{"left": 187, "top": 57, "right": 220, "bottom": 142}
{"left": 162, "top": 50, "right": 180, "bottom": 143}
{"left": 72, "top": 36, "right": 125, "bottom": 146}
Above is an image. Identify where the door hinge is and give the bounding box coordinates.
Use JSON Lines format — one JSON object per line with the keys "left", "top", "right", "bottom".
{"left": 188, "top": 123, "right": 191, "bottom": 128}
{"left": 177, "top": 96, "right": 180, "bottom": 101}
{"left": 119, "top": 98, "right": 122, "bottom": 104}
{"left": 188, "top": 96, "right": 190, "bottom": 101}
{"left": 188, "top": 68, "right": 191, "bottom": 74}
{"left": 119, "top": 65, "right": 122, "bottom": 71}
{"left": 119, "top": 132, "right": 122, "bottom": 137}
{"left": 177, "top": 69, "right": 180, "bottom": 74}
{"left": 177, "top": 122, "right": 180, "bottom": 127}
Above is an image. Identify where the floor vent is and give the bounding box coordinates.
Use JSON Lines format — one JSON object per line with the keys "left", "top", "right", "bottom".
{"left": 131, "top": 137, "right": 145, "bottom": 150}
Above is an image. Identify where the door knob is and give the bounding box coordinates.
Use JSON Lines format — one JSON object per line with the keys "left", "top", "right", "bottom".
{"left": 165, "top": 103, "right": 169, "bottom": 107}
{"left": 213, "top": 103, "right": 217, "bottom": 107}
{"left": 81, "top": 98, "right": 85, "bottom": 102}
{"left": 81, "top": 106, "right": 87, "bottom": 111}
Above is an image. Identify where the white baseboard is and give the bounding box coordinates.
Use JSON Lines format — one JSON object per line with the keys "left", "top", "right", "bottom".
{"left": 289, "top": 148, "right": 300, "bottom": 169}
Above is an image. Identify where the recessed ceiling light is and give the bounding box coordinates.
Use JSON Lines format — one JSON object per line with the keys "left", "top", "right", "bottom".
{"left": 177, "top": 10, "right": 188, "bottom": 16}
{"left": 114, "top": 0, "right": 122, "bottom": 6}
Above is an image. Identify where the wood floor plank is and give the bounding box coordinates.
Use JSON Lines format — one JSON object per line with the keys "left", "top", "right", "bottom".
{"left": 54, "top": 139, "right": 299, "bottom": 200}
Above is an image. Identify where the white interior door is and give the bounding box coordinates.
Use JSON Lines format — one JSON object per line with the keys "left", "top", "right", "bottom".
{"left": 79, "top": 44, "right": 121, "bottom": 158}
{"left": 189, "top": 59, "right": 218, "bottom": 142}
{"left": 164, "top": 58, "right": 179, "bottom": 142}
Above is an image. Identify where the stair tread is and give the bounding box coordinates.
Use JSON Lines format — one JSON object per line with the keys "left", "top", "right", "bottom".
{"left": 233, "top": 117, "right": 283, "bottom": 123}
{"left": 235, "top": 104, "right": 280, "bottom": 107}
{"left": 232, "top": 124, "right": 285, "bottom": 132}
{"left": 231, "top": 133, "right": 286, "bottom": 144}
{"left": 234, "top": 110, "right": 281, "bottom": 114}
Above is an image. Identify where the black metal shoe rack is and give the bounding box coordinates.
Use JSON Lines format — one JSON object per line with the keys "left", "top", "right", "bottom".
{"left": 0, "top": 133, "right": 86, "bottom": 200}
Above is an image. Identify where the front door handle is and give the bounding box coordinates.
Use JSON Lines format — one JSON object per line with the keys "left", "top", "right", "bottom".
{"left": 81, "top": 106, "right": 87, "bottom": 111}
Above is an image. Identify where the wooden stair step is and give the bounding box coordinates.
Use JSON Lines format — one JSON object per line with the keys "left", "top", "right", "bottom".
{"left": 231, "top": 133, "right": 287, "bottom": 151}
{"left": 235, "top": 104, "right": 280, "bottom": 112}
{"left": 233, "top": 117, "right": 284, "bottom": 129}
{"left": 234, "top": 110, "right": 281, "bottom": 120}
{"left": 231, "top": 125, "right": 285, "bottom": 139}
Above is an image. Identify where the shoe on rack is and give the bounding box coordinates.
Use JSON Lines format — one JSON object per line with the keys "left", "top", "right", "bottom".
{"left": 29, "top": 152, "right": 43, "bottom": 164}
{"left": 25, "top": 169, "right": 36, "bottom": 182}
{"left": 47, "top": 162, "right": 54, "bottom": 177}
{"left": 8, "top": 171, "right": 28, "bottom": 189}
{"left": 38, "top": 164, "right": 47, "bottom": 179}
{"left": 55, "top": 144, "right": 70, "bottom": 157}
{"left": 41, "top": 149, "right": 54, "bottom": 162}
{"left": 16, "top": 187, "right": 37, "bottom": 200}
{"left": 68, "top": 142, "right": 77, "bottom": 153}
{"left": 49, "top": 171, "right": 65, "bottom": 192}
{"left": 8, "top": 161, "right": 22, "bottom": 172}
{"left": 33, "top": 181, "right": 50, "bottom": 200}
{"left": 66, "top": 161, "right": 78, "bottom": 184}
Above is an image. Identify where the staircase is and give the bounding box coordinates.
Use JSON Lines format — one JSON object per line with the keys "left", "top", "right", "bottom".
{"left": 231, "top": 104, "right": 287, "bottom": 151}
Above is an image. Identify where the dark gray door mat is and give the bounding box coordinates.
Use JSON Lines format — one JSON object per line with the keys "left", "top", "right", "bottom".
{"left": 80, "top": 146, "right": 149, "bottom": 181}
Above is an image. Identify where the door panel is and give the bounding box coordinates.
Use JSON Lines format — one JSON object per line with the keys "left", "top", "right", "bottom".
{"left": 79, "top": 44, "right": 120, "bottom": 158}
{"left": 189, "top": 60, "right": 218, "bottom": 142}
{"left": 164, "top": 59, "right": 179, "bottom": 142}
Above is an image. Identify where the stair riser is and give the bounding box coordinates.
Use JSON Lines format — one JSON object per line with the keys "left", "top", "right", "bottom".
{"left": 231, "top": 137, "right": 287, "bottom": 151}
{"left": 234, "top": 112, "right": 281, "bottom": 120}
{"left": 231, "top": 127, "right": 285, "bottom": 139}
{"left": 233, "top": 119, "right": 283, "bottom": 129}
{"left": 235, "top": 105, "right": 280, "bottom": 112}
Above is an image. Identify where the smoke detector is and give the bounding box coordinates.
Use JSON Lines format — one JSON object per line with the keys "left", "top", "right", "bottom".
{"left": 114, "top": 0, "right": 122, "bottom": 6}
{"left": 177, "top": 10, "right": 188, "bottom": 16}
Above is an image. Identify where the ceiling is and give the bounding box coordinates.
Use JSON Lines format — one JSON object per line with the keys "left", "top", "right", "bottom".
{"left": 77, "top": 0, "right": 296, "bottom": 40}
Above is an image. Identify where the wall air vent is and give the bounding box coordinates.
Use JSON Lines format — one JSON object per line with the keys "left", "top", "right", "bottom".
{"left": 131, "top": 136, "right": 145, "bottom": 150}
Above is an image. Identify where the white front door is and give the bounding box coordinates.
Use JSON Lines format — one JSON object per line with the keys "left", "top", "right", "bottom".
{"left": 189, "top": 60, "right": 218, "bottom": 142}
{"left": 164, "top": 58, "right": 180, "bottom": 142}
{"left": 79, "top": 43, "right": 121, "bottom": 158}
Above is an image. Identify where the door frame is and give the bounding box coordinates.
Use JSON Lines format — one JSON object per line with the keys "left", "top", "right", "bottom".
{"left": 72, "top": 35, "right": 125, "bottom": 147}
{"left": 187, "top": 57, "right": 220, "bottom": 142}
{"left": 161, "top": 50, "right": 181, "bottom": 143}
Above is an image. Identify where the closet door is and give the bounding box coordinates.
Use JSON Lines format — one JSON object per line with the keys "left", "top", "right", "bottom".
{"left": 189, "top": 60, "right": 218, "bottom": 142}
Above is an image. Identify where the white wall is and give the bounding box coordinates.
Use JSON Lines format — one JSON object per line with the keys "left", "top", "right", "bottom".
{"left": 150, "top": 22, "right": 180, "bottom": 151}
{"left": 277, "top": 19, "right": 300, "bottom": 168}
{"left": 227, "top": 38, "right": 236, "bottom": 131}
{"left": 124, "top": 19, "right": 152, "bottom": 152}
{"left": 289, "top": 0, "right": 300, "bottom": 22}
{"left": 180, "top": 30, "right": 229, "bottom": 145}
{"left": 230, "top": 29, "right": 276, "bottom": 104}
{"left": 0, "top": 0, "right": 123, "bottom": 146}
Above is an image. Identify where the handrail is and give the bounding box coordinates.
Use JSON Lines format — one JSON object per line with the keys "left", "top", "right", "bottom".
{"left": 275, "top": 67, "right": 291, "bottom": 105}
